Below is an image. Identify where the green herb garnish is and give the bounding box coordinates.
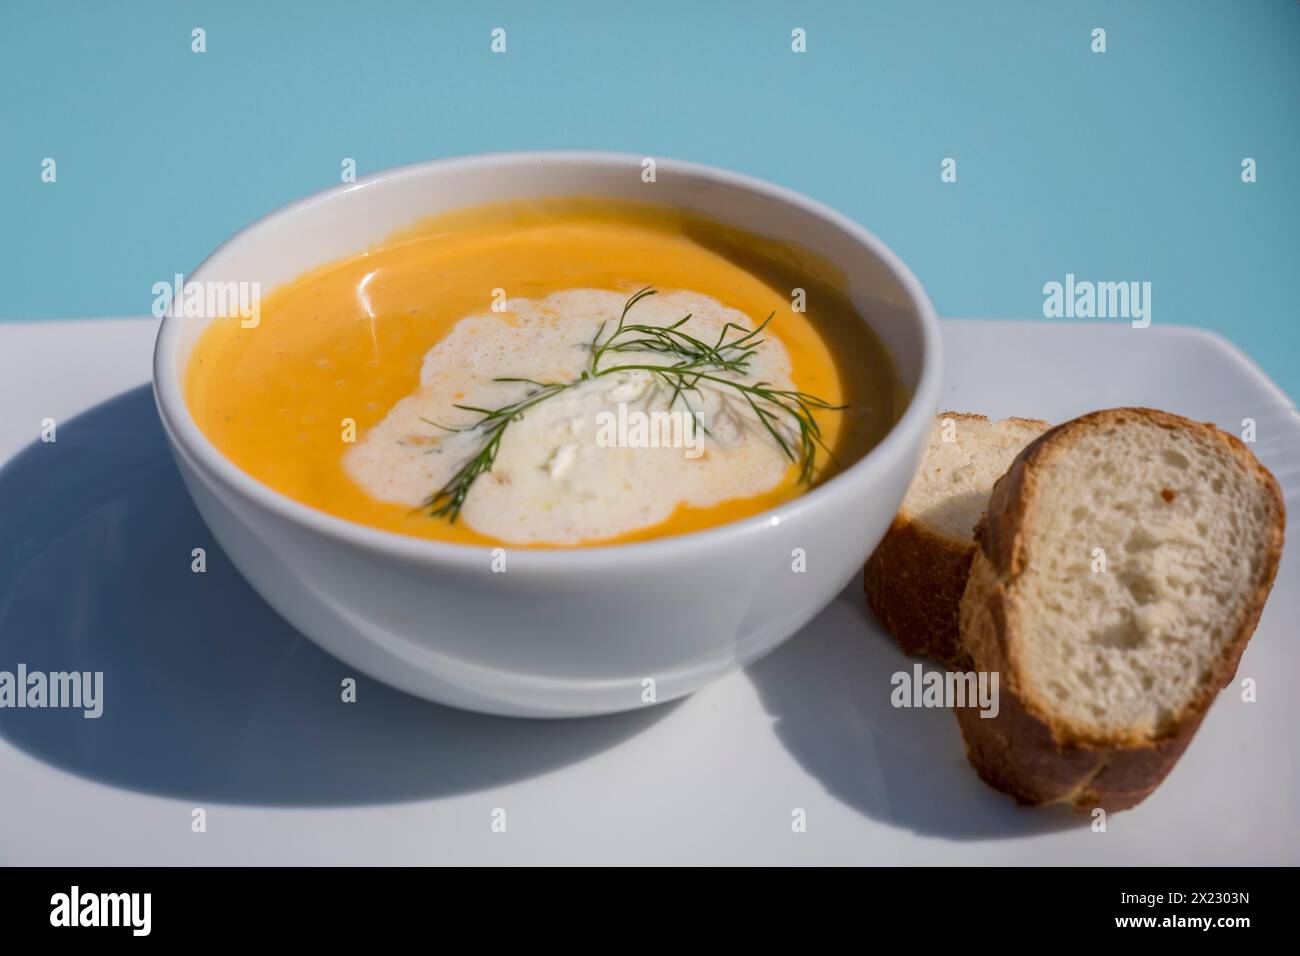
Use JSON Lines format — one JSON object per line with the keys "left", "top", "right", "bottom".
{"left": 423, "top": 287, "right": 845, "bottom": 522}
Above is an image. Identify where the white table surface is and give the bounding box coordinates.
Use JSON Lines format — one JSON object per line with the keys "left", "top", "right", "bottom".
{"left": 0, "top": 317, "right": 1296, "bottom": 865}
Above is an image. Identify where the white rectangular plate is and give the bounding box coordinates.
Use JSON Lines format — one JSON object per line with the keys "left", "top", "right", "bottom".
{"left": 0, "top": 318, "right": 1295, "bottom": 865}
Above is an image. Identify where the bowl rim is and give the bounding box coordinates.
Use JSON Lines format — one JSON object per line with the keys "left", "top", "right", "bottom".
{"left": 153, "top": 150, "right": 943, "bottom": 570}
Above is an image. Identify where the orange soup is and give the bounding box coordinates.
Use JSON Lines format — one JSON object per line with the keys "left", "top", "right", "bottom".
{"left": 184, "top": 199, "right": 903, "bottom": 547}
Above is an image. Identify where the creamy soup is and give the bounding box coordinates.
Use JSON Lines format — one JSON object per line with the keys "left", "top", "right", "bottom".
{"left": 184, "top": 199, "right": 904, "bottom": 547}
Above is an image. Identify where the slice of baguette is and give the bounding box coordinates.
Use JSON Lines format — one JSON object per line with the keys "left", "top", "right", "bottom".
{"left": 955, "top": 407, "right": 1285, "bottom": 812}
{"left": 865, "top": 412, "right": 1049, "bottom": 669}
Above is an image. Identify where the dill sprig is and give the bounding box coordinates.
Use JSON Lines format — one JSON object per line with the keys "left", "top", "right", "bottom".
{"left": 422, "top": 287, "right": 845, "bottom": 522}
{"left": 422, "top": 379, "right": 569, "bottom": 521}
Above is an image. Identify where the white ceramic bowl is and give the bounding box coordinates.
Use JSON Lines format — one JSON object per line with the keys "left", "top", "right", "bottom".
{"left": 153, "top": 152, "right": 942, "bottom": 717}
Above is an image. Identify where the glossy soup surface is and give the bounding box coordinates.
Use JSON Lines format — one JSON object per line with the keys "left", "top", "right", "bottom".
{"left": 184, "top": 199, "right": 905, "bottom": 547}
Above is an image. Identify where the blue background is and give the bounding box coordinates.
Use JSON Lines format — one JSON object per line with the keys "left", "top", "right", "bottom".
{"left": 3, "top": 0, "right": 1297, "bottom": 394}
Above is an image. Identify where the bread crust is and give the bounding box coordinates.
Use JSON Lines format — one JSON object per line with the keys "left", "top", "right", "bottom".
{"left": 956, "top": 407, "right": 1286, "bottom": 812}
{"left": 865, "top": 514, "right": 975, "bottom": 669}
{"left": 864, "top": 412, "right": 1047, "bottom": 670}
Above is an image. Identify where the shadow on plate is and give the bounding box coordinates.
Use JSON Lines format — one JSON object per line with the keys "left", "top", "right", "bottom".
{"left": 0, "top": 385, "right": 674, "bottom": 807}
{"left": 746, "top": 588, "right": 1086, "bottom": 840}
